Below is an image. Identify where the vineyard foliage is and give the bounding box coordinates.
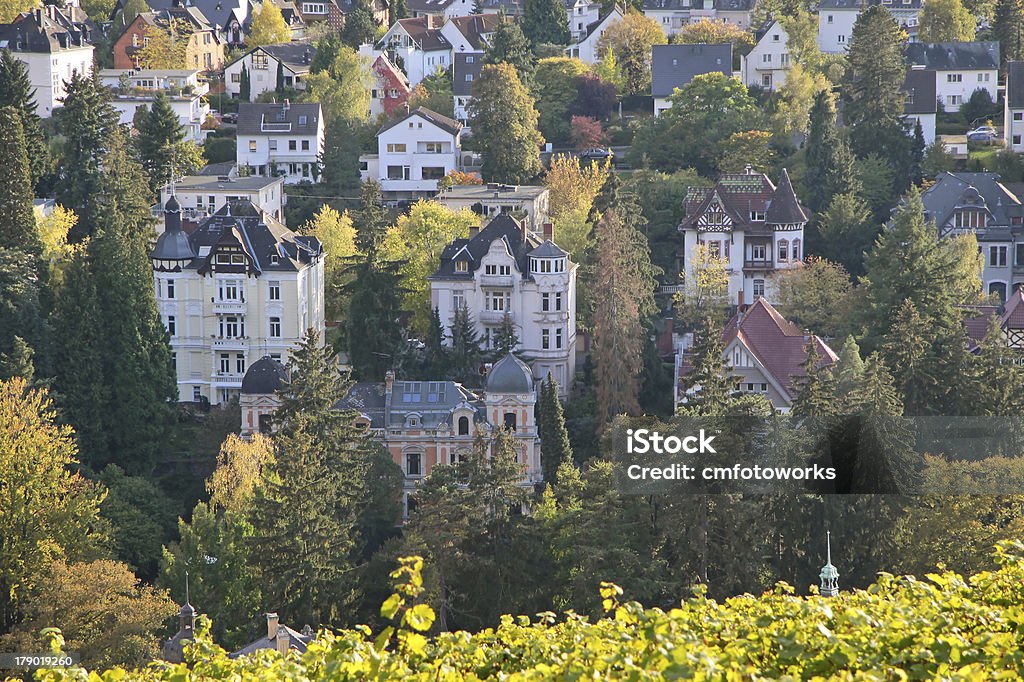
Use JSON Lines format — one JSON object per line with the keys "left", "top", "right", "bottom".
{"left": 33, "top": 544, "right": 1024, "bottom": 681}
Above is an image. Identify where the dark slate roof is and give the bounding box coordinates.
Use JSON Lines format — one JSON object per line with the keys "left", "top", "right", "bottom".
{"left": 902, "top": 67, "right": 937, "bottom": 115}
{"left": 1008, "top": 61, "right": 1024, "bottom": 109}
{"left": 651, "top": 44, "right": 732, "bottom": 98}
{"left": 905, "top": 41, "right": 999, "bottom": 71}
{"left": 920, "top": 172, "right": 1024, "bottom": 233}
{"left": 162, "top": 200, "right": 322, "bottom": 273}
{"left": 817, "top": 0, "right": 867, "bottom": 8}
{"left": 0, "top": 7, "right": 90, "bottom": 53}
{"left": 530, "top": 240, "right": 568, "bottom": 258}
{"left": 474, "top": 0, "right": 525, "bottom": 12}
{"left": 229, "top": 625, "right": 312, "bottom": 658}
{"left": 240, "top": 356, "right": 289, "bottom": 394}
{"left": 642, "top": 0, "right": 692, "bottom": 8}
{"left": 378, "top": 106, "right": 463, "bottom": 137}
{"left": 391, "top": 17, "right": 450, "bottom": 51}
{"left": 722, "top": 298, "right": 837, "bottom": 401}
{"left": 127, "top": 0, "right": 247, "bottom": 29}
{"left": 237, "top": 101, "right": 322, "bottom": 136}
{"left": 335, "top": 380, "right": 485, "bottom": 429}
{"left": 198, "top": 161, "right": 237, "bottom": 176}
{"left": 258, "top": 43, "right": 316, "bottom": 71}
{"left": 453, "top": 52, "right": 483, "bottom": 96}
{"left": 447, "top": 14, "right": 501, "bottom": 51}
{"left": 486, "top": 354, "right": 534, "bottom": 394}
{"left": 152, "top": 196, "right": 197, "bottom": 261}
{"left": 713, "top": 0, "right": 754, "bottom": 9}
{"left": 432, "top": 213, "right": 542, "bottom": 279}
{"left": 765, "top": 168, "right": 808, "bottom": 225}
{"left": 406, "top": 0, "right": 455, "bottom": 11}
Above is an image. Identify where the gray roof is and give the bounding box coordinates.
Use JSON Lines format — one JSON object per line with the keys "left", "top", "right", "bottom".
{"left": 198, "top": 161, "right": 237, "bottom": 176}
{"left": 486, "top": 354, "right": 534, "bottom": 394}
{"left": 233, "top": 43, "right": 316, "bottom": 73}
{"left": 817, "top": 0, "right": 867, "bottom": 8}
{"left": 335, "top": 380, "right": 485, "bottom": 430}
{"left": 174, "top": 174, "right": 283, "bottom": 192}
{"left": 439, "top": 183, "right": 548, "bottom": 201}
{"left": 388, "top": 17, "right": 451, "bottom": 52}
{"left": 764, "top": 169, "right": 808, "bottom": 225}
{"left": 151, "top": 196, "right": 197, "bottom": 262}
{"left": 530, "top": 240, "right": 568, "bottom": 258}
{"left": 905, "top": 41, "right": 999, "bottom": 71}
{"left": 0, "top": 7, "right": 90, "bottom": 54}
{"left": 378, "top": 106, "right": 463, "bottom": 137}
{"left": 237, "top": 102, "right": 322, "bottom": 136}
{"left": 642, "top": 0, "right": 693, "bottom": 8}
{"left": 432, "top": 213, "right": 552, "bottom": 280}
{"left": 125, "top": 0, "right": 248, "bottom": 28}
{"left": 157, "top": 199, "right": 322, "bottom": 273}
{"left": 651, "top": 44, "right": 732, "bottom": 98}
{"left": 453, "top": 52, "right": 483, "bottom": 97}
{"left": 902, "top": 67, "right": 937, "bottom": 115}
{"left": 919, "top": 172, "right": 1024, "bottom": 238}
{"left": 1008, "top": 61, "right": 1024, "bottom": 109}
{"left": 230, "top": 625, "right": 311, "bottom": 658}
{"left": 240, "top": 356, "right": 289, "bottom": 394}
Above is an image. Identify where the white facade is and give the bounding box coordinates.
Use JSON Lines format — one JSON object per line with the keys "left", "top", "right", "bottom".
{"left": 98, "top": 69, "right": 210, "bottom": 143}
{"left": 157, "top": 175, "right": 286, "bottom": 223}
{"left": 436, "top": 184, "right": 551, "bottom": 229}
{"left": 817, "top": 7, "right": 857, "bottom": 53}
{"left": 741, "top": 21, "right": 790, "bottom": 90}
{"left": 16, "top": 47, "right": 93, "bottom": 117}
{"left": 223, "top": 46, "right": 312, "bottom": 99}
{"left": 933, "top": 69, "right": 997, "bottom": 112}
{"left": 564, "top": 8, "right": 623, "bottom": 64}
{"left": 904, "top": 113, "right": 936, "bottom": 145}
{"left": 430, "top": 217, "right": 578, "bottom": 396}
{"left": 1006, "top": 108, "right": 1024, "bottom": 152}
{"left": 567, "top": 0, "right": 601, "bottom": 41}
{"left": 369, "top": 108, "right": 463, "bottom": 199}
{"left": 236, "top": 102, "right": 325, "bottom": 184}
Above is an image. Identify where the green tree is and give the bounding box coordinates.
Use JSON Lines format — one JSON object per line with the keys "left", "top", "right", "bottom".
{"left": 816, "top": 192, "right": 875, "bottom": 277}
{"left": 301, "top": 205, "right": 357, "bottom": 321}
{"left": 302, "top": 46, "right": 372, "bottom": 123}
{"left": 484, "top": 22, "right": 535, "bottom": 84}
{"left": 596, "top": 9, "right": 666, "bottom": 96}
{"left": 804, "top": 91, "right": 859, "bottom": 213}
{"left": 971, "top": 315, "right": 1024, "bottom": 415}
{"left": 919, "top": 0, "right": 976, "bottom": 42}
{"left": 136, "top": 92, "right": 204, "bottom": 191}
{"left": 345, "top": 254, "right": 407, "bottom": 381}
{"left": 679, "top": 315, "right": 737, "bottom": 413}
{"left": 341, "top": 1, "right": 380, "bottom": 48}
{"left": 769, "top": 63, "right": 830, "bottom": 141}
{"left": 319, "top": 116, "right": 363, "bottom": 197}
{"left": 448, "top": 304, "right": 483, "bottom": 387}
{"left": 0, "top": 378, "right": 107, "bottom": 631}
{"left": 249, "top": 0, "right": 292, "bottom": 45}
{"left": 0, "top": 107, "right": 40, "bottom": 256}
{"left": 390, "top": 0, "right": 408, "bottom": 21}
{"left": 55, "top": 72, "right": 118, "bottom": 240}
{"left": 251, "top": 330, "right": 394, "bottom": 626}
{"left": 538, "top": 374, "right": 572, "bottom": 485}
{"left": 0, "top": 336, "right": 34, "bottom": 383}
{"left": 533, "top": 57, "right": 589, "bottom": 144}
{"left": 0, "top": 248, "right": 44, "bottom": 382}
{"left": 239, "top": 63, "right": 251, "bottom": 101}
{"left": 407, "top": 68, "right": 455, "bottom": 117}
{"left": 468, "top": 63, "right": 544, "bottom": 183}
{"left": 769, "top": 257, "right": 854, "bottom": 338}
{"left": 494, "top": 311, "right": 519, "bottom": 357}
{"left": 98, "top": 465, "right": 179, "bottom": 581}
{"left": 0, "top": 49, "right": 49, "bottom": 189}
{"left": 994, "top": 0, "right": 1024, "bottom": 66}
{"left": 522, "top": 0, "right": 571, "bottom": 46}
{"left": 674, "top": 241, "right": 729, "bottom": 330}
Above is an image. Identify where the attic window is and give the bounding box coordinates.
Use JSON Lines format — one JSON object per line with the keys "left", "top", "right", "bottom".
{"left": 298, "top": 115, "right": 307, "bottom": 125}
{"left": 455, "top": 260, "right": 468, "bottom": 273}
{"left": 270, "top": 253, "right": 280, "bottom": 264}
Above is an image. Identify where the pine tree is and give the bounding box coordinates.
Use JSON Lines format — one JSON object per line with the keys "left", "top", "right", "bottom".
{"left": 0, "top": 336, "right": 34, "bottom": 383}
{"left": 680, "top": 315, "right": 737, "bottom": 414}
{"left": 276, "top": 60, "right": 286, "bottom": 96}
{"left": 345, "top": 254, "right": 406, "bottom": 381}
{"left": 0, "top": 49, "right": 48, "bottom": 190}
{"left": 804, "top": 91, "right": 859, "bottom": 214}
{"left": 341, "top": 1, "right": 378, "bottom": 48}
{"left": 449, "top": 304, "right": 482, "bottom": 387}
{"left": 468, "top": 63, "right": 544, "bottom": 183}
{"left": 522, "top": 0, "right": 571, "bottom": 46}
{"left": 240, "top": 63, "right": 251, "bottom": 101}
{"left": 971, "top": 315, "right": 1024, "bottom": 416}
{"left": 353, "top": 180, "right": 390, "bottom": 251}
{"left": 319, "top": 117, "right": 362, "bottom": 198}
{"left": 538, "top": 374, "right": 572, "bottom": 485}
{"left": 136, "top": 91, "right": 186, "bottom": 192}
{"left": 251, "top": 330, "right": 385, "bottom": 626}
{"left": 911, "top": 119, "right": 925, "bottom": 185}
{"left": 424, "top": 307, "right": 448, "bottom": 376}
{"left": 0, "top": 107, "right": 40, "bottom": 256}
{"left": 994, "top": 0, "right": 1024, "bottom": 66}
{"left": 484, "top": 22, "right": 535, "bottom": 84}
{"left": 792, "top": 340, "right": 837, "bottom": 418}
{"left": 881, "top": 299, "right": 943, "bottom": 416}
{"left": 55, "top": 72, "right": 117, "bottom": 241}
{"left": 834, "top": 335, "right": 864, "bottom": 400}
{"left": 494, "top": 311, "right": 519, "bottom": 357}
{"left": 0, "top": 247, "right": 44, "bottom": 379}
{"left": 390, "top": 0, "right": 408, "bottom": 21}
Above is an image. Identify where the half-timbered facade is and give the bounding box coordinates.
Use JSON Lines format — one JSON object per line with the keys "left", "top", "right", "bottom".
{"left": 678, "top": 166, "right": 807, "bottom": 306}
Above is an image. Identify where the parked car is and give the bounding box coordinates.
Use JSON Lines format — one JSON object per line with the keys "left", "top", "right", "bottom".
{"left": 221, "top": 112, "right": 238, "bottom": 124}
{"left": 580, "top": 147, "right": 614, "bottom": 162}
{"left": 967, "top": 126, "right": 998, "bottom": 143}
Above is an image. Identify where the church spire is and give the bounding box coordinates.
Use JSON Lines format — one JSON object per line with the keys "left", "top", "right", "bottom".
{"left": 819, "top": 531, "right": 839, "bottom": 597}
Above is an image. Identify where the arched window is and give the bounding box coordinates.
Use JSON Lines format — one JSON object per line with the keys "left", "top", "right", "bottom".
{"left": 503, "top": 412, "right": 517, "bottom": 430}
{"left": 778, "top": 239, "right": 789, "bottom": 262}
{"left": 458, "top": 415, "right": 470, "bottom": 435}
{"left": 406, "top": 452, "right": 422, "bottom": 476}
{"left": 990, "top": 281, "right": 1008, "bottom": 303}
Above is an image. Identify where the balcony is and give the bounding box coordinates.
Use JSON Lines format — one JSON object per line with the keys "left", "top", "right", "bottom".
{"left": 212, "top": 372, "right": 243, "bottom": 388}
{"left": 213, "top": 301, "right": 247, "bottom": 314}
{"left": 479, "top": 310, "right": 510, "bottom": 324}
{"left": 212, "top": 336, "right": 249, "bottom": 349}
{"left": 480, "top": 274, "right": 515, "bottom": 288}
{"left": 743, "top": 259, "right": 775, "bottom": 270}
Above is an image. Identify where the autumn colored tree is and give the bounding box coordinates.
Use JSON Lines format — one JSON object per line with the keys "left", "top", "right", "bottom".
{"left": 569, "top": 115, "right": 606, "bottom": 150}
{"left": 544, "top": 154, "right": 610, "bottom": 259}
{"left": 918, "top": 0, "right": 975, "bottom": 42}
{"left": 301, "top": 205, "right": 358, "bottom": 320}
{"left": 596, "top": 10, "right": 666, "bottom": 96}
{"left": 672, "top": 18, "right": 754, "bottom": 66}
{"left": 248, "top": 0, "right": 292, "bottom": 45}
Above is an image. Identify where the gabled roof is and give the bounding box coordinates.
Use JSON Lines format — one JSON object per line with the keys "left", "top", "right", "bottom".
{"left": 406, "top": 0, "right": 456, "bottom": 11}
{"left": 0, "top": 7, "right": 91, "bottom": 53}
{"left": 229, "top": 624, "right": 311, "bottom": 658}
{"left": 902, "top": 67, "right": 937, "bottom": 115}
{"left": 432, "top": 213, "right": 546, "bottom": 279}
{"left": 452, "top": 52, "right": 483, "bottom": 96}
{"left": 905, "top": 41, "right": 999, "bottom": 71}
{"left": 373, "top": 53, "right": 411, "bottom": 91}
{"left": 1008, "top": 61, "right": 1024, "bottom": 109}
{"left": 575, "top": 6, "right": 622, "bottom": 44}
{"left": 446, "top": 13, "right": 501, "bottom": 50}
{"left": 651, "top": 43, "right": 732, "bottom": 98}
{"left": 392, "top": 17, "right": 451, "bottom": 51}
{"left": 378, "top": 106, "right": 463, "bottom": 137}
{"left": 255, "top": 43, "right": 316, "bottom": 72}
{"left": 920, "top": 172, "right": 1024, "bottom": 233}
{"left": 680, "top": 168, "right": 807, "bottom": 232}
{"left": 723, "top": 298, "right": 837, "bottom": 401}
{"left": 237, "top": 101, "right": 322, "bottom": 135}
{"left": 127, "top": 0, "right": 248, "bottom": 29}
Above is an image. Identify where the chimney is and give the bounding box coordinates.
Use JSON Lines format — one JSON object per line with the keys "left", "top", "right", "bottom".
{"left": 468, "top": 225, "right": 479, "bottom": 239}
{"left": 266, "top": 612, "right": 279, "bottom": 641}
{"left": 283, "top": 98, "right": 290, "bottom": 111}
{"left": 737, "top": 290, "right": 744, "bottom": 309}
{"left": 403, "top": 101, "right": 410, "bottom": 116}
{"left": 276, "top": 627, "right": 289, "bottom": 654}
{"left": 385, "top": 370, "right": 395, "bottom": 396}
{"left": 542, "top": 222, "right": 553, "bottom": 241}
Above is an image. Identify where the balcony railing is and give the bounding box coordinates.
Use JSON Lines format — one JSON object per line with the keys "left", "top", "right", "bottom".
{"left": 213, "top": 301, "right": 247, "bottom": 314}
{"left": 479, "top": 274, "right": 515, "bottom": 288}
{"left": 479, "top": 310, "right": 510, "bottom": 324}
{"left": 743, "top": 259, "right": 774, "bottom": 269}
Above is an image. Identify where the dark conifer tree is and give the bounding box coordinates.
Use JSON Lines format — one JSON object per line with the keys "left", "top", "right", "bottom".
{"left": 994, "top": 0, "right": 1024, "bottom": 67}
{"left": 522, "top": 0, "right": 571, "bottom": 46}
{"left": 136, "top": 91, "right": 186, "bottom": 192}
{"left": 0, "top": 107, "right": 40, "bottom": 256}
{"left": 449, "top": 304, "right": 483, "bottom": 387}
{"left": 494, "top": 311, "right": 519, "bottom": 357}
{"left": 0, "top": 49, "right": 49, "bottom": 190}
{"left": 240, "top": 63, "right": 251, "bottom": 101}
{"left": 538, "top": 374, "right": 572, "bottom": 485}
{"left": 345, "top": 254, "right": 406, "bottom": 381}
{"left": 484, "top": 22, "right": 535, "bottom": 84}
{"left": 804, "top": 91, "right": 859, "bottom": 214}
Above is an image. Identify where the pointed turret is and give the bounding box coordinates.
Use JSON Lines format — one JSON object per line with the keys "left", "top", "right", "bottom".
{"left": 152, "top": 194, "right": 196, "bottom": 271}
{"left": 819, "top": 530, "right": 839, "bottom": 597}
{"left": 766, "top": 168, "right": 808, "bottom": 226}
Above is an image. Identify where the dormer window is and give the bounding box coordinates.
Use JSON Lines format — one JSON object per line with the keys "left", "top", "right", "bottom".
{"left": 750, "top": 210, "right": 765, "bottom": 221}
{"left": 531, "top": 257, "right": 565, "bottom": 274}
{"left": 454, "top": 260, "right": 469, "bottom": 273}
{"left": 954, "top": 210, "right": 986, "bottom": 229}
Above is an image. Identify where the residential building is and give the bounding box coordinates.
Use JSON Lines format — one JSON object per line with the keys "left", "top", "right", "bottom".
{"left": 642, "top": 0, "right": 757, "bottom": 34}
{"left": 236, "top": 101, "right": 325, "bottom": 184}
{"left": 741, "top": 20, "right": 790, "bottom": 91}
{"left": 1005, "top": 61, "right": 1024, "bottom": 152}
{"left": 817, "top": 0, "right": 862, "bottom": 53}
{"left": 964, "top": 289, "right": 1024, "bottom": 353}
{"left": 407, "top": 0, "right": 524, "bottom": 18}
{"left": 295, "top": 0, "right": 388, "bottom": 30}
{"left": 97, "top": 68, "right": 210, "bottom": 142}
{"left": 652, "top": 43, "right": 732, "bottom": 116}
{"left": 881, "top": 0, "right": 924, "bottom": 38}
{"left": 370, "top": 54, "right": 412, "bottom": 118}
{"left": 156, "top": 174, "right": 286, "bottom": 224}
{"left": 109, "top": 0, "right": 252, "bottom": 45}
{"left": 0, "top": 6, "right": 94, "bottom": 116}
{"left": 918, "top": 172, "right": 1024, "bottom": 302}
{"left": 566, "top": 0, "right": 601, "bottom": 41}
{"left": 240, "top": 354, "right": 542, "bottom": 517}
{"left": 436, "top": 183, "right": 550, "bottom": 229}
{"left": 112, "top": 7, "right": 224, "bottom": 73}
{"left": 902, "top": 66, "right": 937, "bottom": 145}
{"left": 230, "top": 614, "right": 313, "bottom": 658}
{"left": 564, "top": 6, "right": 623, "bottom": 64}
{"left": 371, "top": 16, "right": 452, "bottom": 87}
{"left": 674, "top": 297, "right": 837, "bottom": 412}
{"left": 224, "top": 43, "right": 315, "bottom": 99}
{"left": 452, "top": 51, "right": 482, "bottom": 126}
{"left": 363, "top": 106, "right": 464, "bottom": 199}
{"left": 438, "top": 13, "right": 500, "bottom": 53}
{"left": 678, "top": 166, "right": 807, "bottom": 306}
{"left": 150, "top": 197, "right": 325, "bottom": 405}
{"left": 430, "top": 214, "right": 578, "bottom": 395}
{"left": 904, "top": 41, "right": 999, "bottom": 113}
{"left": 938, "top": 134, "right": 969, "bottom": 159}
